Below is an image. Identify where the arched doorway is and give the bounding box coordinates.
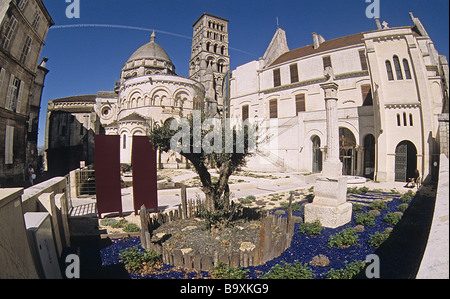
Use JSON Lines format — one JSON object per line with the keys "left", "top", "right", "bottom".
{"left": 339, "top": 128, "right": 357, "bottom": 176}
{"left": 395, "top": 141, "right": 417, "bottom": 182}
{"left": 363, "top": 134, "right": 376, "bottom": 180}
{"left": 312, "top": 136, "right": 322, "bottom": 173}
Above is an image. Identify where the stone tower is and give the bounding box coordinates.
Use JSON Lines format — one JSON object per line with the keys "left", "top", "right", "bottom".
{"left": 189, "top": 13, "right": 230, "bottom": 109}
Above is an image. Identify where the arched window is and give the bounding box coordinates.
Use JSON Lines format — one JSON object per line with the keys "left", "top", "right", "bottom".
{"left": 393, "top": 55, "right": 403, "bottom": 80}
{"left": 221, "top": 46, "right": 225, "bottom": 55}
{"left": 397, "top": 114, "right": 401, "bottom": 126}
{"left": 206, "top": 42, "right": 211, "bottom": 52}
{"left": 123, "top": 134, "right": 127, "bottom": 149}
{"left": 386, "top": 60, "right": 394, "bottom": 81}
{"left": 403, "top": 112, "right": 408, "bottom": 126}
{"left": 403, "top": 59, "right": 412, "bottom": 79}
{"left": 409, "top": 114, "right": 414, "bottom": 126}
{"left": 214, "top": 44, "right": 218, "bottom": 53}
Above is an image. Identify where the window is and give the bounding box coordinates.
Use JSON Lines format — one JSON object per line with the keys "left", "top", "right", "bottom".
{"left": 409, "top": 114, "right": 414, "bottom": 127}
{"left": 403, "top": 112, "right": 408, "bottom": 126}
{"left": 397, "top": 114, "right": 401, "bottom": 126}
{"left": 123, "top": 135, "right": 127, "bottom": 149}
{"left": 386, "top": 60, "right": 394, "bottom": 81}
{"left": 323, "top": 56, "right": 332, "bottom": 70}
{"left": 32, "top": 12, "right": 41, "bottom": 30}
{"left": 17, "top": 0, "right": 28, "bottom": 10}
{"left": 242, "top": 105, "right": 249, "bottom": 121}
{"left": 393, "top": 55, "right": 403, "bottom": 80}
{"left": 5, "top": 126, "right": 14, "bottom": 165}
{"left": 295, "top": 94, "right": 306, "bottom": 114}
{"left": 403, "top": 59, "right": 412, "bottom": 80}
{"left": 269, "top": 99, "right": 278, "bottom": 119}
{"left": 361, "top": 84, "right": 373, "bottom": 106}
{"left": 2, "top": 16, "right": 18, "bottom": 50}
{"left": 20, "top": 36, "right": 32, "bottom": 64}
{"left": 273, "top": 68, "right": 281, "bottom": 87}
{"left": 0, "top": 67, "right": 6, "bottom": 92}
{"left": 290, "top": 64, "right": 299, "bottom": 83}
{"left": 359, "top": 50, "right": 368, "bottom": 71}
{"left": 6, "top": 76, "right": 22, "bottom": 112}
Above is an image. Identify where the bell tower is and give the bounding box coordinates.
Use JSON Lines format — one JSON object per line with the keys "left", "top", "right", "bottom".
{"left": 189, "top": 13, "right": 230, "bottom": 107}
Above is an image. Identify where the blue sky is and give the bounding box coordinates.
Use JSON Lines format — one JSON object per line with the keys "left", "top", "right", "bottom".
{"left": 38, "top": 0, "right": 449, "bottom": 147}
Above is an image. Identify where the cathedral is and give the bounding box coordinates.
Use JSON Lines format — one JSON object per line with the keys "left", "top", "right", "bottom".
{"left": 45, "top": 12, "right": 449, "bottom": 183}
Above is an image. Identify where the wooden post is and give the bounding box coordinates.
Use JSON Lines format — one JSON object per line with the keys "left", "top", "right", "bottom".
{"left": 140, "top": 205, "right": 151, "bottom": 250}
{"left": 181, "top": 185, "right": 187, "bottom": 219}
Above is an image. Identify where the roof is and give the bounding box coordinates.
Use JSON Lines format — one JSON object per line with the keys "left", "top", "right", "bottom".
{"left": 269, "top": 32, "right": 365, "bottom": 67}
{"left": 193, "top": 13, "right": 229, "bottom": 26}
{"left": 119, "top": 113, "right": 147, "bottom": 122}
{"left": 127, "top": 32, "right": 172, "bottom": 63}
{"left": 50, "top": 95, "right": 97, "bottom": 103}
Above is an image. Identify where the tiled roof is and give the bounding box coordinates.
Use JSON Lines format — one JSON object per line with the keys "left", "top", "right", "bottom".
{"left": 269, "top": 32, "right": 365, "bottom": 67}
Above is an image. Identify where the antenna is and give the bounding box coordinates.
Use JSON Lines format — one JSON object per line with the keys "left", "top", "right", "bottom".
{"left": 276, "top": 17, "right": 280, "bottom": 28}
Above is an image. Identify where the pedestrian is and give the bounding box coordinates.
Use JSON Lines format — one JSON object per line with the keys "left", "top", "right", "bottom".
{"left": 28, "top": 164, "right": 36, "bottom": 186}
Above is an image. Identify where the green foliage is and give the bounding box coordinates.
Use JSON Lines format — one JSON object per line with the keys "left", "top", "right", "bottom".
{"left": 397, "top": 203, "right": 409, "bottom": 212}
{"left": 211, "top": 262, "right": 249, "bottom": 279}
{"left": 100, "top": 218, "right": 118, "bottom": 227}
{"left": 123, "top": 223, "right": 140, "bottom": 233}
{"left": 111, "top": 218, "right": 129, "bottom": 229}
{"left": 400, "top": 193, "right": 412, "bottom": 203}
{"left": 326, "top": 261, "right": 366, "bottom": 279}
{"left": 352, "top": 203, "right": 363, "bottom": 212}
{"left": 369, "top": 199, "right": 387, "bottom": 210}
{"left": 245, "top": 195, "right": 256, "bottom": 201}
{"left": 383, "top": 212, "right": 402, "bottom": 226}
{"left": 328, "top": 228, "right": 359, "bottom": 248}
{"left": 355, "top": 212, "right": 376, "bottom": 226}
{"left": 119, "top": 247, "right": 161, "bottom": 273}
{"left": 369, "top": 230, "right": 391, "bottom": 248}
{"left": 261, "top": 261, "right": 314, "bottom": 279}
{"left": 347, "top": 187, "right": 369, "bottom": 194}
{"left": 199, "top": 198, "right": 241, "bottom": 231}
{"left": 298, "top": 220, "right": 323, "bottom": 236}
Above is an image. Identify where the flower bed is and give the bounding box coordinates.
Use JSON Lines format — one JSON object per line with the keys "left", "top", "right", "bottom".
{"left": 99, "top": 190, "right": 423, "bottom": 279}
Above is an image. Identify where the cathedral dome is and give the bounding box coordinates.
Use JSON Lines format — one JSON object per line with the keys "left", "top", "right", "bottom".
{"left": 121, "top": 31, "right": 176, "bottom": 81}
{"left": 127, "top": 31, "right": 172, "bottom": 63}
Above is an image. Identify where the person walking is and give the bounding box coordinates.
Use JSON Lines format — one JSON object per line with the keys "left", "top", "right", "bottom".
{"left": 28, "top": 164, "right": 36, "bottom": 186}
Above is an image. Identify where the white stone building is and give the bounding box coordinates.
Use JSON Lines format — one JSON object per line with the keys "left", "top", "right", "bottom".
{"left": 229, "top": 14, "right": 448, "bottom": 183}
{"left": 95, "top": 31, "right": 205, "bottom": 166}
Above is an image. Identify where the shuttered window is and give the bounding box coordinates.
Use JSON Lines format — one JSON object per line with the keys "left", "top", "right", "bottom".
{"left": 393, "top": 55, "right": 403, "bottom": 80}
{"left": 359, "top": 50, "right": 368, "bottom": 71}
{"left": 273, "top": 68, "right": 281, "bottom": 87}
{"left": 290, "top": 64, "right": 299, "bottom": 83}
{"left": 295, "top": 94, "right": 306, "bottom": 113}
{"left": 323, "top": 56, "right": 332, "bottom": 70}
{"left": 5, "top": 126, "right": 14, "bottom": 165}
{"left": 2, "top": 16, "right": 18, "bottom": 50}
{"left": 242, "top": 105, "right": 249, "bottom": 121}
{"left": 386, "top": 60, "right": 394, "bottom": 81}
{"left": 361, "top": 84, "right": 373, "bottom": 106}
{"left": 20, "top": 36, "right": 32, "bottom": 64}
{"left": 5, "top": 75, "right": 22, "bottom": 113}
{"left": 269, "top": 99, "right": 278, "bottom": 119}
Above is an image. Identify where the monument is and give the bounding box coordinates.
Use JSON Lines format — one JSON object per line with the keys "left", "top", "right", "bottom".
{"left": 304, "top": 80, "right": 352, "bottom": 228}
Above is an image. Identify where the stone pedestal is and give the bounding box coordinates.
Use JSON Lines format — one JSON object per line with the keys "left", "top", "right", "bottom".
{"left": 304, "top": 81, "right": 352, "bottom": 229}
{"left": 304, "top": 176, "right": 352, "bottom": 229}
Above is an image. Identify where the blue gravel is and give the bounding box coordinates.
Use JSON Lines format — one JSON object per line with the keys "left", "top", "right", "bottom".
{"left": 99, "top": 191, "right": 408, "bottom": 279}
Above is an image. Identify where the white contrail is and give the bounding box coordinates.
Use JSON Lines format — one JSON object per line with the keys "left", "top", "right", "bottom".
{"left": 50, "top": 24, "right": 256, "bottom": 56}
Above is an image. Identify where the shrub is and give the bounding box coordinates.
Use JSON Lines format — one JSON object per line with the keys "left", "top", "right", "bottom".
{"left": 369, "top": 230, "right": 391, "bottom": 248}
{"left": 298, "top": 220, "right": 323, "bottom": 236}
{"left": 328, "top": 228, "right": 359, "bottom": 248}
{"left": 326, "top": 260, "right": 366, "bottom": 279}
{"left": 400, "top": 193, "right": 411, "bottom": 203}
{"left": 369, "top": 199, "right": 387, "bottom": 210}
{"left": 123, "top": 223, "right": 140, "bottom": 233}
{"left": 119, "top": 247, "right": 161, "bottom": 273}
{"left": 262, "top": 261, "right": 313, "bottom": 279}
{"left": 397, "top": 203, "right": 409, "bottom": 212}
{"left": 347, "top": 187, "right": 362, "bottom": 194}
{"left": 211, "top": 262, "right": 249, "bottom": 279}
{"left": 111, "top": 218, "right": 129, "bottom": 229}
{"left": 239, "top": 198, "right": 253, "bottom": 205}
{"left": 355, "top": 212, "right": 375, "bottom": 226}
{"left": 359, "top": 186, "right": 369, "bottom": 193}
{"left": 245, "top": 195, "right": 256, "bottom": 201}
{"left": 352, "top": 203, "right": 363, "bottom": 212}
{"left": 100, "top": 218, "right": 119, "bottom": 227}
{"left": 384, "top": 212, "right": 402, "bottom": 226}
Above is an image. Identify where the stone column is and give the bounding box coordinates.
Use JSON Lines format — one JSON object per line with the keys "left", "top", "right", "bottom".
{"left": 304, "top": 81, "right": 352, "bottom": 228}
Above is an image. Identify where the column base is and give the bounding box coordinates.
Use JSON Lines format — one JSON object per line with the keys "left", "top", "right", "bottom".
{"left": 304, "top": 202, "right": 352, "bottom": 229}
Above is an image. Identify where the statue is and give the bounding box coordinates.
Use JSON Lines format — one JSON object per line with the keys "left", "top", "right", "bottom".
{"left": 324, "top": 66, "right": 335, "bottom": 82}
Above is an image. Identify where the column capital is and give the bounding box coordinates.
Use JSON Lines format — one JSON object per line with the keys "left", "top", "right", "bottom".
{"left": 320, "top": 82, "right": 339, "bottom": 99}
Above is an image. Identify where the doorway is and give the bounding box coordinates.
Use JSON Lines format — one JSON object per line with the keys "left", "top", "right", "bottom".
{"left": 395, "top": 141, "right": 417, "bottom": 182}
{"left": 312, "top": 136, "right": 323, "bottom": 173}
{"left": 363, "top": 134, "right": 376, "bottom": 180}
{"left": 339, "top": 128, "right": 357, "bottom": 176}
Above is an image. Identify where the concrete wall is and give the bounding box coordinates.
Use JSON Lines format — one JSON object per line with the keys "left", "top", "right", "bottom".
{"left": 416, "top": 154, "right": 449, "bottom": 279}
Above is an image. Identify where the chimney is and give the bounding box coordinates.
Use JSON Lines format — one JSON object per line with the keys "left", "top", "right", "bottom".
{"left": 312, "top": 32, "right": 325, "bottom": 49}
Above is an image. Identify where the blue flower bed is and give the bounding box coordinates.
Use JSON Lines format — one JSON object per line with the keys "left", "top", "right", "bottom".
{"left": 100, "top": 191, "right": 408, "bottom": 279}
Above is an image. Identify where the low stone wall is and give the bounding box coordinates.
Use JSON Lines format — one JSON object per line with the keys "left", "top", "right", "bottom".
{"left": 416, "top": 154, "right": 449, "bottom": 279}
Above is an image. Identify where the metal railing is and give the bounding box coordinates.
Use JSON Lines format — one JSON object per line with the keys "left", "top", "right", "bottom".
{"left": 75, "top": 169, "right": 96, "bottom": 197}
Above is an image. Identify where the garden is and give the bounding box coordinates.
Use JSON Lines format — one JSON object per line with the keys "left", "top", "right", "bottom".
{"left": 92, "top": 186, "right": 435, "bottom": 279}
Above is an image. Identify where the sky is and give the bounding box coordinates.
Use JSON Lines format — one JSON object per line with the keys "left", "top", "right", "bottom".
{"left": 37, "top": 0, "right": 450, "bottom": 148}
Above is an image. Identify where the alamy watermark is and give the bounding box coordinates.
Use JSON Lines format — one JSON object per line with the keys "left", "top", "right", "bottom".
{"left": 365, "top": 0, "right": 380, "bottom": 19}
{"left": 65, "top": 0, "right": 80, "bottom": 19}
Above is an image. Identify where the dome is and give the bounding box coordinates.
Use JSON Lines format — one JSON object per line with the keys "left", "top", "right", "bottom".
{"left": 127, "top": 31, "right": 172, "bottom": 63}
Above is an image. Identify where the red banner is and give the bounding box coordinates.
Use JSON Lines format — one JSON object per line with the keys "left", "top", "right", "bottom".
{"left": 95, "top": 135, "right": 123, "bottom": 218}
{"left": 132, "top": 136, "right": 158, "bottom": 215}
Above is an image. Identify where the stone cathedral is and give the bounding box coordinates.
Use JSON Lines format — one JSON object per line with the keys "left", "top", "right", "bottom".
{"left": 45, "top": 12, "right": 449, "bottom": 184}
